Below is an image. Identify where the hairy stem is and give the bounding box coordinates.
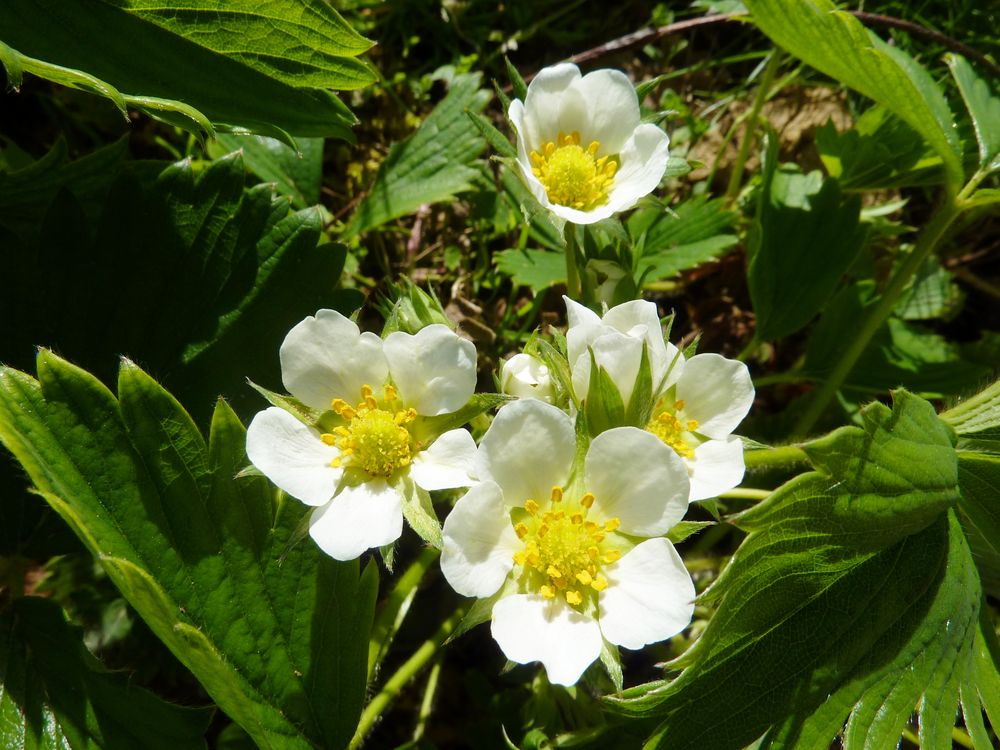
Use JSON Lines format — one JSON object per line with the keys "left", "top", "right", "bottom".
{"left": 744, "top": 444, "right": 809, "bottom": 470}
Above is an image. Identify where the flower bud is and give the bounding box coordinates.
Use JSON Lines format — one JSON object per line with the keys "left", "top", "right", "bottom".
{"left": 501, "top": 353, "right": 554, "bottom": 403}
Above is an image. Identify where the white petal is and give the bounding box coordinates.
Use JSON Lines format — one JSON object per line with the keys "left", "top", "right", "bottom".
{"left": 573, "top": 69, "right": 641, "bottom": 153}
{"left": 606, "top": 124, "right": 670, "bottom": 214}
{"left": 410, "top": 429, "right": 478, "bottom": 491}
{"left": 500, "top": 353, "right": 555, "bottom": 403}
{"left": 676, "top": 354, "right": 754, "bottom": 438}
{"left": 598, "top": 538, "right": 695, "bottom": 650}
{"left": 383, "top": 325, "right": 477, "bottom": 416}
{"left": 521, "top": 63, "right": 585, "bottom": 151}
{"left": 476, "top": 400, "right": 574, "bottom": 506}
{"left": 601, "top": 299, "right": 673, "bottom": 388}
{"left": 441, "top": 481, "right": 520, "bottom": 598}
{"left": 543, "top": 200, "right": 617, "bottom": 225}
{"left": 246, "top": 407, "right": 341, "bottom": 507}
{"left": 687, "top": 437, "right": 746, "bottom": 502}
{"left": 585, "top": 427, "right": 689, "bottom": 536}
{"left": 280, "top": 309, "right": 388, "bottom": 411}
{"left": 564, "top": 296, "right": 605, "bottom": 367}
{"left": 572, "top": 330, "right": 643, "bottom": 411}
{"left": 307, "top": 479, "right": 403, "bottom": 560}
{"left": 491, "top": 595, "right": 602, "bottom": 686}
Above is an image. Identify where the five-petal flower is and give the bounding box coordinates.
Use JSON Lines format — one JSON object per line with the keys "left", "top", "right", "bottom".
{"left": 246, "top": 309, "right": 478, "bottom": 560}
{"left": 441, "top": 399, "right": 695, "bottom": 685}
{"left": 508, "top": 63, "right": 671, "bottom": 224}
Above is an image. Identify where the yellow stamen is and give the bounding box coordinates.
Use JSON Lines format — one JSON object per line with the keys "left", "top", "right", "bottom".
{"left": 328, "top": 384, "right": 416, "bottom": 477}
{"left": 529, "top": 131, "right": 618, "bottom": 211}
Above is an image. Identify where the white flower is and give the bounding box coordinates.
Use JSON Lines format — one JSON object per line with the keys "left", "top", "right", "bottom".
{"left": 246, "top": 309, "right": 478, "bottom": 560}
{"left": 565, "top": 297, "right": 754, "bottom": 502}
{"left": 441, "top": 400, "right": 695, "bottom": 686}
{"left": 508, "top": 63, "right": 670, "bottom": 225}
{"left": 500, "top": 353, "right": 554, "bottom": 404}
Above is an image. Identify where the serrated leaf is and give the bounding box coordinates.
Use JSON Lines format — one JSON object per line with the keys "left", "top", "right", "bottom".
{"left": 0, "top": 355, "right": 377, "bottom": 749}
{"left": 744, "top": 0, "right": 963, "bottom": 188}
{"left": 495, "top": 248, "right": 566, "bottom": 293}
{"left": 666, "top": 521, "right": 713, "bottom": 544}
{"left": 948, "top": 55, "right": 1000, "bottom": 172}
{"left": 609, "top": 391, "right": 967, "bottom": 750}
{"left": 895, "top": 256, "right": 963, "bottom": 321}
{"left": 347, "top": 73, "right": 491, "bottom": 235}
{"left": 213, "top": 134, "right": 324, "bottom": 208}
{"left": 747, "top": 136, "right": 867, "bottom": 341}
{"left": 0, "top": 0, "right": 369, "bottom": 140}
{"left": 468, "top": 110, "right": 518, "bottom": 159}
{"left": 0, "top": 597, "right": 211, "bottom": 750}
{"left": 942, "top": 379, "right": 1000, "bottom": 443}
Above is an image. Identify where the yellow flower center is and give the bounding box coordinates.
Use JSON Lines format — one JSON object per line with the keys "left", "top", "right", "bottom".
{"left": 513, "top": 487, "right": 622, "bottom": 608}
{"left": 530, "top": 131, "right": 618, "bottom": 211}
{"left": 323, "top": 384, "right": 417, "bottom": 478}
{"left": 646, "top": 399, "right": 700, "bottom": 459}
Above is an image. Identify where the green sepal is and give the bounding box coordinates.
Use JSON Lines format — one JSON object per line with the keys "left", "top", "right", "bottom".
{"left": 505, "top": 57, "right": 528, "bottom": 102}
{"left": 446, "top": 588, "right": 506, "bottom": 644}
{"left": 531, "top": 337, "right": 575, "bottom": 409}
{"left": 493, "top": 79, "right": 513, "bottom": 116}
{"left": 667, "top": 521, "right": 714, "bottom": 544}
{"left": 600, "top": 640, "right": 624, "bottom": 693}
{"left": 378, "top": 542, "right": 395, "bottom": 573}
{"left": 398, "top": 476, "right": 442, "bottom": 549}
{"left": 624, "top": 342, "right": 655, "bottom": 428}
{"left": 468, "top": 110, "right": 517, "bottom": 159}
{"left": 584, "top": 350, "right": 626, "bottom": 436}
{"left": 412, "top": 393, "right": 512, "bottom": 445}
{"left": 379, "top": 278, "right": 453, "bottom": 335}
{"left": 635, "top": 74, "right": 671, "bottom": 103}
{"left": 248, "top": 379, "right": 324, "bottom": 426}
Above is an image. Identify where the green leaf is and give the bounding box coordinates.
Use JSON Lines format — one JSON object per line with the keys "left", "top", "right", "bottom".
{"left": 744, "top": 0, "right": 963, "bottom": 188}
{"left": 747, "top": 137, "right": 867, "bottom": 341}
{"left": 505, "top": 57, "right": 528, "bottom": 102}
{"left": 666, "top": 521, "right": 713, "bottom": 544}
{"left": 0, "top": 148, "right": 358, "bottom": 424}
{"left": 957, "top": 453, "right": 1000, "bottom": 593}
{"left": 0, "top": 355, "right": 377, "bottom": 749}
{"left": 399, "top": 478, "right": 443, "bottom": 550}
{"left": 0, "top": 597, "right": 211, "bottom": 750}
{"left": 816, "top": 106, "right": 946, "bottom": 190}
{"left": 0, "top": 0, "right": 371, "bottom": 141}
{"left": 412, "top": 393, "right": 511, "bottom": 445}
{"left": 894, "top": 256, "right": 963, "bottom": 321}
{"left": 610, "top": 392, "right": 970, "bottom": 750}
{"left": 213, "top": 134, "right": 325, "bottom": 208}
{"left": 347, "top": 73, "right": 491, "bottom": 235}
{"left": 804, "top": 282, "right": 989, "bottom": 397}
{"left": 468, "top": 110, "right": 518, "bottom": 159}
{"left": 495, "top": 248, "right": 566, "bottom": 293}
{"left": 941, "top": 379, "right": 1000, "bottom": 444}
{"left": 948, "top": 55, "right": 1000, "bottom": 173}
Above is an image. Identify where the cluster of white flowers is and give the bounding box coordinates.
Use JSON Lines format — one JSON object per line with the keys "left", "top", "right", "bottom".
{"left": 245, "top": 63, "right": 754, "bottom": 688}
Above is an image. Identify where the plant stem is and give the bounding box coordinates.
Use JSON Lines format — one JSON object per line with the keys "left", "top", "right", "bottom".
{"left": 725, "top": 49, "right": 782, "bottom": 205}
{"left": 367, "top": 546, "right": 440, "bottom": 682}
{"left": 350, "top": 606, "right": 465, "bottom": 750}
{"left": 412, "top": 656, "right": 443, "bottom": 742}
{"left": 791, "top": 197, "right": 962, "bottom": 438}
{"left": 564, "top": 222, "right": 582, "bottom": 301}
{"left": 743, "top": 444, "right": 809, "bottom": 470}
{"left": 719, "top": 487, "right": 772, "bottom": 501}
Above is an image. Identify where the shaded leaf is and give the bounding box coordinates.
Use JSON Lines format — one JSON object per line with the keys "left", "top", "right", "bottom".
{"left": 0, "top": 355, "right": 378, "bottom": 749}
{"left": 948, "top": 54, "right": 1000, "bottom": 173}
{"left": 213, "top": 134, "right": 325, "bottom": 208}
{"left": 744, "top": 0, "right": 963, "bottom": 187}
{"left": 495, "top": 248, "right": 566, "bottom": 294}
{"left": 347, "top": 73, "right": 491, "bottom": 235}
{"left": 0, "top": 597, "right": 211, "bottom": 750}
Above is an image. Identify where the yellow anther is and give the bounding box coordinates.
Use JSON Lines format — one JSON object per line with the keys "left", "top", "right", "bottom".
{"left": 675, "top": 400, "right": 685, "bottom": 410}
{"left": 513, "top": 550, "right": 526, "bottom": 565}
{"left": 361, "top": 384, "right": 373, "bottom": 399}
{"left": 571, "top": 513, "right": 583, "bottom": 525}
{"left": 687, "top": 419, "right": 700, "bottom": 431}
{"left": 575, "top": 570, "right": 593, "bottom": 586}
{"left": 515, "top": 522, "right": 529, "bottom": 539}
{"left": 327, "top": 384, "right": 415, "bottom": 477}
{"left": 604, "top": 549, "right": 621, "bottom": 564}
{"left": 529, "top": 134, "right": 618, "bottom": 211}
{"left": 580, "top": 493, "right": 595, "bottom": 509}
{"left": 331, "top": 399, "right": 356, "bottom": 420}
{"left": 587, "top": 546, "right": 599, "bottom": 559}
{"left": 604, "top": 518, "right": 621, "bottom": 532}
{"left": 537, "top": 524, "right": 549, "bottom": 538}
{"left": 591, "top": 575, "right": 608, "bottom": 592}
{"left": 565, "top": 590, "right": 583, "bottom": 606}
{"left": 525, "top": 499, "right": 539, "bottom": 515}
{"left": 540, "top": 585, "right": 556, "bottom": 599}
{"left": 546, "top": 565, "right": 562, "bottom": 579}
{"left": 320, "top": 433, "right": 336, "bottom": 445}
{"left": 551, "top": 486, "right": 563, "bottom": 503}
{"left": 384, "top": 384, "right": 398, "bottom": 401}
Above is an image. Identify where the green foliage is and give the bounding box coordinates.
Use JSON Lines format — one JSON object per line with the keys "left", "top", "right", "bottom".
{"left": 609, "top": 391, "right": 996, "bottom": 749}
{"left": 212, "top": 134, "right": 325, "bottom": 209}
{"left": 948, "top": 55, "right": 1000, "bottom": 173}
{"left": 747, "top": 135, "right": 866, "bottom": 341}
{"left": 804, "top": 282, "right": 989, "bottom": 397}
{"left": 347, "top": 73, "right": 491, "bottom": 235}
{"left": 0, "top": 596, "right": 211, "bottom": 749}
{"left": 744, "top": 0, "right": 964, "bottom": 188}
{"left": 495, "top": 248, "right": 565, "bottom": 294}
{"left": 0, "top": 354, "right": 378, "bottom": 749}
{"left": 816, "top": 106, "right": 946, "bottom": 190}
{"left": 0, "top": 144, "right": 360, "bottom": 423}
{"left": 0, "top": 0, "right": 373, "bottom": 143}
